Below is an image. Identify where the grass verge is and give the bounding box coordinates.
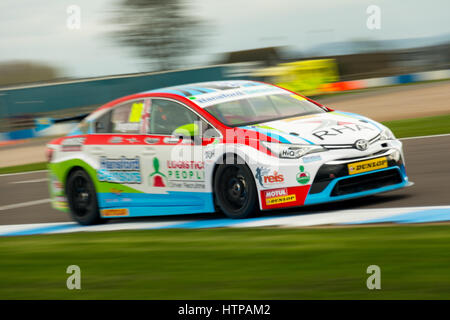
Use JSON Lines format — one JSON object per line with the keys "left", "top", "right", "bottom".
{"left": 1, "top": 225, "right": 449, "bottom": 299}
{"left": 0, "top": 162, "right": 47, "bottom": 175}
{"left": 383, "top": 113, "right": 450, "bottom": 138}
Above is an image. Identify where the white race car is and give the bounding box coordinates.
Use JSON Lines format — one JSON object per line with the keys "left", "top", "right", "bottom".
{"left": 47, "top": 80, "right": 411, "bottom": 225}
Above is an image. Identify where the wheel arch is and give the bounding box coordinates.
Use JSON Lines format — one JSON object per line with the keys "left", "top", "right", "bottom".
{"left": 211, "top": 152, "right": 261, "bottom": 218}
{"left": 58, "top": 161, "right": 99, "bottom": 194}
{"left": 211, "top": 153, "right": 250, "bottom": 188}
{"left": 62, "top": 163, "right": 103, "bottom": 225}
{"left": 211, "top": 152, "right": 262, "bottom": 210}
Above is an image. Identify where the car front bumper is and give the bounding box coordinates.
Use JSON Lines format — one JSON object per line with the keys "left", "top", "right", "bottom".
{"left": 303, "top": 148, "right": 410, "bottom": 205}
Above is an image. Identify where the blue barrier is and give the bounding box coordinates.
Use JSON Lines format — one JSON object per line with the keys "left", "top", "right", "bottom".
{"left": 0, "top": 65, "right": 247, "bottom": 119}
{"left": 396, "top": 74, "right": 416, "bottom": 84}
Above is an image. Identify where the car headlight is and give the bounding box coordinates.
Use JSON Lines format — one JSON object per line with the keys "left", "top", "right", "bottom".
{"left": 262, "top": 141, "right": 325, "bottom": 159}
{"left": 380, "top": 127, "right": 396, "bottom": 140}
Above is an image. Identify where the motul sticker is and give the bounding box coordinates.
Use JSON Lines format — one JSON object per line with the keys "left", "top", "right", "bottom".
{"left": 264, "top": 188, "right": 296, "bottom": 205}
{"left": 260, "top": 185, "right": 310, "bottom": 210}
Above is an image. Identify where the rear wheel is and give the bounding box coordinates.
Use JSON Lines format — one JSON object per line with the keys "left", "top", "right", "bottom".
{"left": 214, "top": 159, "right": 259, "bottom": 219}
{"left": 66, "top": 169, "right": 103, "bottom": 225}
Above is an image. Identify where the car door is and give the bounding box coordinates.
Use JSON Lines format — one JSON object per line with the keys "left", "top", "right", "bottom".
{"left": 140, "top": 97, "right": 216, "bottom": 212}
{"left": 88, "top": 98, "right": 148, "bottom": 209}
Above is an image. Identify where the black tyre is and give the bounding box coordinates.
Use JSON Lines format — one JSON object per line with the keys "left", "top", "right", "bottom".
{"left": 66, "top": 169, "right": 103, "bottom": 225}
{"left": 214, "top": 158, "right": 259, "bottom": 219}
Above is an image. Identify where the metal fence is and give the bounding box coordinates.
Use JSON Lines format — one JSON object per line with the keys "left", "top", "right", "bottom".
{"left": 0, "top": 64, "right": 251, "bottom": 132}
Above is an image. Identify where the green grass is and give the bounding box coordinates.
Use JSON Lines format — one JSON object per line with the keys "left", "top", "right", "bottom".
{"left": 1, "top": 226, "right": 450, "bottom": 299}
{"left": 0, "top": 162, "right": 47, "bottom": 175}
{"left": 382, "top": 114, "right": 450, "bottom": 138}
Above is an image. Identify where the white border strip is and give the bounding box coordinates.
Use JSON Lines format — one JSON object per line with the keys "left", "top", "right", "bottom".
{"left": 399, "top": 133, "right": 450, "bottom": 140}
{"left": 1, "top": 205, "right": 450, "bottom": 236}
{"left": 0, "top": 199, "right": 51, "bottom": 211}
{"left": 0, "top": 170, "right": 48, "bottom": 178}
{"left": 10, "top": 178, "right": 48, "bottom": 184}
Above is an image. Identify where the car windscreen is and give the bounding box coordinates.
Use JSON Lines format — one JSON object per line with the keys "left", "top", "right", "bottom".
{"left": 204, "top": 93, "right": 326, "bottom": 127}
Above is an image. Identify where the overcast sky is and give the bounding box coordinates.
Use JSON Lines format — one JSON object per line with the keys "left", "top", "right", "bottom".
{"left": 1, "top": 0, "right": 449, "bottom": 78}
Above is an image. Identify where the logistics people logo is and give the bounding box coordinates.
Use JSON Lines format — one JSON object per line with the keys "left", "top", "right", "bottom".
{"left": 149, "top": 157, "right": 166, "bottom": 187}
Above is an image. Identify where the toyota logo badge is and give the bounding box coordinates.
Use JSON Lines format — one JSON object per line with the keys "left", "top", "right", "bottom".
{"left": 354, "top": 139, "right": 368, "bottom": 151}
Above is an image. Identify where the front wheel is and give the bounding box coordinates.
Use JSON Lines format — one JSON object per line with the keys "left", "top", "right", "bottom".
{"left": 214, "top": 161, "right": 259, "bottom": 219}
{"left": 66, "top": 169, "right": 103, "bottom": 225}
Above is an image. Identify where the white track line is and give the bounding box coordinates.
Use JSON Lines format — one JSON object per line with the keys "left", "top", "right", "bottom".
{"left": 400, "top": 133, "right": 450, "bottom": 140}
{"left": 0, "top": 170, "right": 47, "bottom": 178}
{"left": 10, "top": 178, "right": 48, "bottom": 184}
{"left": 0, "top": 198, "right": 51, "bottom": 211}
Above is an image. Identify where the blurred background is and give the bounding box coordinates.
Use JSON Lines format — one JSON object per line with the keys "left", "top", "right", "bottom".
{"left": 0, "top": 0, "right": 449, "bottom": 166}
{"left": 1, "top": 1, "right": 450, "bottom": 300}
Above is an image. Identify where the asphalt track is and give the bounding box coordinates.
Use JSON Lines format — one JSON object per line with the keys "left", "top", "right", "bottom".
{"left": 0, "top": 134, "right": 449, "bottom": 228}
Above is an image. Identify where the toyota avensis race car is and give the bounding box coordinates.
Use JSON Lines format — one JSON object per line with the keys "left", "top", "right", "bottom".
{"left": 47, "top": 80, "right": 412, "bottom": 225}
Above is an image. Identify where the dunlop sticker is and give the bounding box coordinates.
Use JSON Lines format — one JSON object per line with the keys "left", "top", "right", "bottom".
{"left": 348, "top": 157, "right": 388, "bottom": 175}
{"left": 266, "top": 194, "right": 296, "bottom": 206}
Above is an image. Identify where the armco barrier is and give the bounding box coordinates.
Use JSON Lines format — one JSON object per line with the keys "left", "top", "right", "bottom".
{"left": 0, "top": 122, "right": 78, "bottom": 141}
{"left": 0, "top": 64, "right": 251, "bottom": 119}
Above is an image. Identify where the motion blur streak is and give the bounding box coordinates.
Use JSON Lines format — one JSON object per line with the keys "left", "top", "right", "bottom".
{"left": 0, "top": 135, "right": 449, "bottom": 227}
